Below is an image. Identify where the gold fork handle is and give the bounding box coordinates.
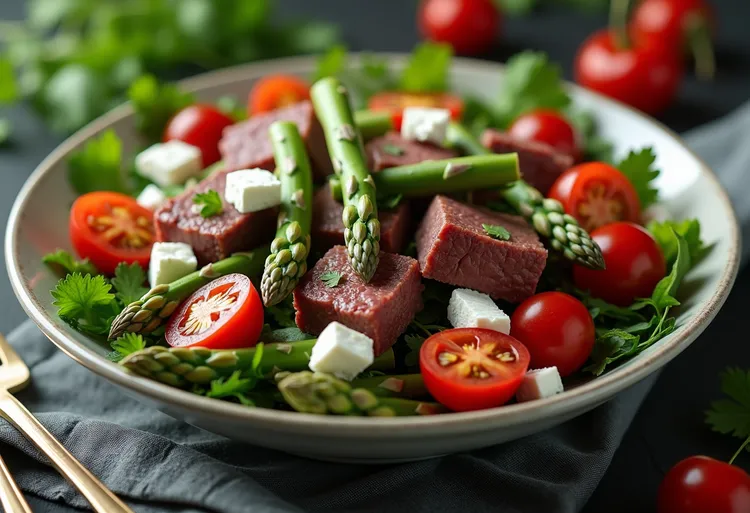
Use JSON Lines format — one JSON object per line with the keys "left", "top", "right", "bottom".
{"left": 0, "top": 392, "right": 134, "bottom": 513}
{"left": 0, "top": 453, "right": 33, "bottom": 513}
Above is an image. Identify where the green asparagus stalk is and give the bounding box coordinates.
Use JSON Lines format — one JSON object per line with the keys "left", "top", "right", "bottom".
{"left": 446, "top": 121, "right": 491, "bottom": 156}
{"left": 278, "top": 371, "right": 446, "bottom": 416}
{"left": 353, "top": 110, "right": 394, "bottom": 140}
{"left": 120, "top": 341, "right": 396, "bottom": 387}
{"left": 311, "top": 77, "right": 381, "bottom": 282}
{"left": 350, "top": 373, "right": 428, "bottom": 399}
{"left": 260, "top": 122, "right": 314, "bottom": 306}
{"left": 327, "top": 153, "right": 520, "bottom": 201}
{"left": 108, "top": 250, "right": 269, "bottom": 340}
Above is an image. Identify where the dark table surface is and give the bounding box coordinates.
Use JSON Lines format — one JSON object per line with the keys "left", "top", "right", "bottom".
{"left": 1, "top": 0, "right": 749, "bottom": 511}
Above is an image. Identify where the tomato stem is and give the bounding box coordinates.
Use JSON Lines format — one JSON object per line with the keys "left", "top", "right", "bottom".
{"left": 686, "top": 14, "right": 716, "bottom": 81}
{"left": 729, "top": 434, "right": 750, "bottom": 465}
{"left": 609, "top": 0, "right": 632, "bottom": 49}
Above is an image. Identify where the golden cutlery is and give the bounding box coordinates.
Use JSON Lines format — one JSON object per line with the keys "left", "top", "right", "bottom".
{"left": 0, "top": 452, "right": 32, "bottom": 513}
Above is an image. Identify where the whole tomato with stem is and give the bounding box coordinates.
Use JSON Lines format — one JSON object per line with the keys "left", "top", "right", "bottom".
{"left": 508, "top": 110, "right": 581, "bottom": 161}
{"left": 418, "top": 0, "right": 501, "bottom": 55}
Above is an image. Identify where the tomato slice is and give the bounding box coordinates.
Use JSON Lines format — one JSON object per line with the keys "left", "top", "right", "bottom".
{"left": 69, "top": 192, "right": 155, "bottom": 275}
{"left": 248, "top": 75, "right": 311, "bottom": 115}
{"left": 548, "top": 162, "right": 641, "bottom": 232}
{"left": 419, "top": 328, "right": 530, "bottom": 412}
{"left": 368, "top": 91, "right": 464, "bottom": 131}
{"left": 166, "top": 273, "right": 263, "bottom": 349}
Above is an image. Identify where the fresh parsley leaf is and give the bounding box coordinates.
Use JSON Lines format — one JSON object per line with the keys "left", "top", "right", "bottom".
{"left": 206, "top": 371, "right": 256, "bottom": 404}
{"left": 577, "top": 292, "right": 645, "bottom": 324}
{"left": 482, "top": 224, "right": 511, "bottom": 241}
{"left": 267, "top": 303, "right": 296, "bottom": 328}
{"left": 651, "top": 229, "right": 690, "bottom": 310}
{"left": 67, "top": 129, "right": 127, "bottom": 195}
{"left": 0, "top": 119, "right": 11, "bottom": 146}
{"left": 107, "top": 333, "right": 147, "bottom": 362}
{"left": 404, "top": 334, "right": 425, "bottom": 368}
{"left": 399, "top": 42, "right": 453, "bottom": 93}
{"left": 267, "top": 328, "right": 312, "bottom": 342}
{"left": 42, "top": 250, "right": 99, "bottom": 278}
{"left": 216, "top": 95, "right": 247, "bottom": 121}
{"left": 378, "top": 193, "right": 403, "bottom": 211}
{"left": 128, "top": 75, "right": 195, "bottom": 144}
{"left": 706, "top": 368, "right": 750, "bottom": 439}
{"left": 617, "top": 147, "right": 660, "bottom": 209}
{"left": 0, "top": 57, "right": 18, "bottom": 104}
{"left": 583, "top": 329, "right": 640, "bottom": 375}
{"left": 320, "top": 271, "right": 343, "bottom": 288}
{"left": 313, "top": 44, "right": 348, "bottom": 82}
{"left": 648, "top": 218, "right": 706, "bottom": 269}
{"left": 495, "top": 51, "right": 571, "bottom": 127}
{"left": 193, "top": 189, "right": 224, "bottom": 218}
{"left": 51, "top": 273, "right": 117, "bottom": 335}
{"left": 111, "top": 262, "right": 148, "bottom": 305}
{"left": 382, "top": 143, "right": 405, "bottom": 156}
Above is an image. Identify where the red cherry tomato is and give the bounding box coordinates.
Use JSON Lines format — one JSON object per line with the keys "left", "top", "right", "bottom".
{"left": 574, "top": 29, "right": 684, "bottom": 115}
{"left": 658, "top": 456, "right": 750, "bottom": 513}
{"left": 248, "top": 75, "right": 310, "bottom": 115}
{"left": 166, "top": 273, "right": 263, "bottom": 350}
{"left": 574, "top": 222, "right": 666, "bottom": 306}
{"left": 548, "top": 162, "right": 641, "bottom": 232}
{"left": 69, "top": 192, "right": 154, "bottom": 275}
{"left": 510, "top": 292, "right": 595, "bottom": 377}
{"left": 418, "top": 0, "right": 500, "bottom": 55}
{"left": 164, "top": 105, "right": 234, "bottom": 168}
{"left": 419, "top": 328, "right": 530, "bottom": 411}
{"left": 508, "top": 110, "right": 581, "bottom": 160}
{"left": 367, "top": 91, "right": 464, "bottom": 131}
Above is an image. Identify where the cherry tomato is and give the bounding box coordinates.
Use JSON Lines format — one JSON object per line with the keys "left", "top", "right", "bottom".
{"left": 248, "top": 75, "right": 310, "bottom": 115}
{"left": 368, "top": 91, "right": 464, "bottom": 131}
{"left": 164, "top": 105, "right": 234, "bottom": 168}
{"left": 574, "top": 29, "right": 684, "bottom": 115}
{"left": 658, "top": 456, "right": 750, "bottom": 513}
{"left": 548, "top": 162, "right": 641, "bottom": 232}
{"left": 574, "top": 222, "right": 666, "bottom": 306}
{"left": 419, "top": 328, "right": 530, "bottom": 411}
{"left": 510, "top": 292, "right": 595, "bottom": 377}
{"left": 166, "top": 273, "right": 263, "bottom": 349}
{"left": 418, "top": 0, "right": 500, "bottom": 55}
{"left": 508, "top": 110, "right": 581, "bottom": 160}
{"left": 69, "top": 192, "right": 154, "bottom": 275}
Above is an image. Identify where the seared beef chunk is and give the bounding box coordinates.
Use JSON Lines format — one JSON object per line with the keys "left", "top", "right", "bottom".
{"left": 365, "top": 132, "right": 457, "bottom": 171}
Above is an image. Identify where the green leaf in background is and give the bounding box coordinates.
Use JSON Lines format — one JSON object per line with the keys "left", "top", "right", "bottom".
{"left": 493, "top": 0, "right": 538, "bottom": 15}
{"left": 216, "top": 95, "right": 247, "bottom": 121}
{"left": 617, "top": 147, "right": 661, "bottom": 209}
{"left": 313, "top": 45, "right": 348, "bottom": 82}
{"left": 42, "top": 250, "right": 99, "bottom": 278}
{"left": 706, "top": 368, "right": 750, "bottom": 439}
{"left": 128, "top": 74, "right": 195, "bottom": 144}
{"left": 648, "top": 218, "right": 706, "bottom": 269}
{"left": 67, "top": 129, "right": 127, "bottom": 195}
{"left": 0, "top": 119, "right": 10, "bottom": 146}
{"left": 40, "top": 64, "right": 109, "bottom": 133}
{"left": 566, "top": 108, "right": 614, "bottom": 163}
{"left": 399, "top": 42, "right": 453, "bottom": 93}
{"left": 0, "top": 57, "right": 19, "bottom": 104}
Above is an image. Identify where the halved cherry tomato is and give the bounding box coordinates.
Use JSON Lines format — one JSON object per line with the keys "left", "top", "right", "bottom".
{"left": 166, "top": 273, "right": 263, "bottom": 349}
{"left": 548, "top": 161, "right": 641, "bottom": 232}
{"left": 418, "top": 0, "right": 501, "bottom": 55}
{"left": 419, "top": 328, "right": 530, "bottom": 411}
{"left": 69, "top": 192, "right": 155, "bottom": 275}
{"left": 510, "top": 292, "right": 595, "bottom": 377}
{"left": 574, "top": 222, "right": 666, "bottom": 306}
{"left": 164, "top": 104, "right": 234, "bottom": 168}
{"left": 248, "top": 75, "right": 310, "bottom": 115}
{"left": 508, "top": 110, "right": 581, "bottom": 161}
{"left": 367, "top": 91, "right": 464, "bottom": 131}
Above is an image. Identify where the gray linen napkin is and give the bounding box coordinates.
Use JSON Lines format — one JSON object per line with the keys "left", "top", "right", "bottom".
{"left": 0, "top": 109, "right": 745, "bottom": 513}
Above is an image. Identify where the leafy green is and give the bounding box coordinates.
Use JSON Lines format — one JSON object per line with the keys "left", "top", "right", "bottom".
{"left": 42, "top": 250, "right": 99, "bottom": 278}
{"left": 111, "top": 263, "right": 148, "bottom": 305}
{"left": 128, "top": 75, "right": 195, "bottom": 143}
{"left": 706, "top": 368, "right": 750, "bottom": 439}
{"left": 494, "top": 0, "right": 537, "bottom": 15}
{"left": 67, "top": 129, "right": 127, "bottom": 195}
{"left": 192, "top": 190, "right": 224, "bottom": 218}
{"left": 51, "top": 273, "right": 117, "bottom": 335}
{"left": 482, "top": 224, "right": 511, "bottom": 241}
{"left": 404, "top": 334, "right": 425, "bottom": 368}
{"left": 266, "top": 303, "right": 296, "bottom": 328}
{"left": 205, "top": 371, "right": 256, "bottom": 405}
{"left": 0, "top": 119, "right": 11, "bottom": 146}
{"left": 648, "top": 218, "right": 706, "bottom": 269}
{"left": 40, "top": 64, "right": 109, "bottom": 134}
{"left": 382, "top": 143, "right": 405, "bottom": 156}
{"left": 267, "top": 328, "right": 312, "bottom": 343}
{"left": 617, "top": 147, "right": 660, "bottom": 209}
{"left": 107, "top": 333, "right": 147, "bottom": 362}
{"left": 399, "top": 42, "right": 453, "bottom": 93}
{"left": 216, "top": 95, "right": 247, "bottom": 121}
{"left": 0, "top": 57, "right": 18, "bottom": 104}
{"left": 378, "top": 193, "right": 403, "bottom": 211}
{"left": 313, "top": 45, "right": 348, "bottom": 82}
{"left": 566, "top": 109, "right": 614, "bottom": 163}
{"left": 320, "top": 271, "right": 343, "bottom": 288}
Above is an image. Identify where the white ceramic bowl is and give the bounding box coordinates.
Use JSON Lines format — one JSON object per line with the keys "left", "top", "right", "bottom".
{"left": 5, "top": 55, "right": 740, "bottom": 463}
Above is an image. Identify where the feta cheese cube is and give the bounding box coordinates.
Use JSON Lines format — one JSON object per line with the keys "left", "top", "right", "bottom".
{"left": 148, "top": 242, "right": 198, "bottom": 287}
{"left": 136, "top": 184, "right": 168, "bottom": 210}
{"left": 309, "top": 322, "right": 375, "bottom": 381}
{"left": 515, "top": 367, "right": 564, "bottom": 403}
{"left": 401, "top": 107, "right": 450, "bottom": 146}
{"left": 447, "top": 288, "right": 511, "bottom": 334}
{"left": 224, "top": 169, "right": 281, "bottom": 214}
{"left": 135, "top": 141, "right": 202, "bottom": 187}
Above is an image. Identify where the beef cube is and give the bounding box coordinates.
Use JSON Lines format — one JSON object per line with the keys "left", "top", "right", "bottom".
{"left": 365, "top": 132, "right": 457, "bottom": 171}
{"left": 311, "top": 184, "right": 411, "bottom": 254}
{"left": 294, "top": 246, "right": 423, "bottom": 356}
{"left": 154, "top": 171, "right": 276, "bottom": 265}
{"left": 416, "top": 195, "right": 547, "bottom": 302}
{"left": 219, "top": 101, "right": 332, "bottom": 180}
{"left": 481, "top": 129, "right": 574, "bottom": 195}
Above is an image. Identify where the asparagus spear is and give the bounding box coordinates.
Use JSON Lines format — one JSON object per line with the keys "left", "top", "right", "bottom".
{"left": 353, "top": 110, "right": 394, "bottom": 140}
{"left": 120, "top": 341, "right": 396, "bottom": 387}
{"left": 108, "top": 250, "right": 269, "bottom": 340}
{"left": 311, "top": 77, "right": 381, "bottom": 282}
{"left": 350, "top": 373, "right": 428, "bottom": 399}
{"left": 446, "top": 121, "right": 490, "bottom": 156}
{"left": 278, "top": 371, "right": 446, "bottom": 416}
{"left": 260, "top": 122, "right": 314, "bottom": 306}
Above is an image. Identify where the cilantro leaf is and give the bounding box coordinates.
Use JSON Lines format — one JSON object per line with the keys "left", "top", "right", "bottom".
{"left": 320, "top": 271, "right": 343, "bottom": 288}
{"left": 706, "top": 368, "right": 750, "bottom": 439}
{"left": 128, "top": 75, "right": 195, "bottom": 144}
{"left": 313, "top": 45, "right": 348, "bottom": 82}
{"left": 617, "top": 147, "right": 660, "bottom": 209}
{"left": 648, "top": 218, "right": 706, "bottom": 269}
{"left": 206, "top": 371, "right": 256, "bottom": 405}
{"left": 583, "top": 329, "right": 639, "bottom": 375}
{"left": 51, "top": 273, "right": 117, "bottom": 335}
{"left": 107, "top": 333, "right": 147, "bottom": 362}
{"left": 0, "top": 119, "right": 11, "bottom": 146}
{"left": 267, "top": 303, "right": 296, "bottom": 328}
{"left": 0, "top": 57, "right": 18, "bottom": 104}
{"left": 193, "top": 189, "right": 224, "bottom": 217}
{"left": 404, "top": 334, "right": 426, "bottom": 368}
{"left": 399, "top": 42, "right": 453, "bottom": 93}
{"left": 67, "top": 129, "right": 127, "bottom": 195}
{"left": 111, "top": 262, "right": 148, "bottom": 305}
{"left": 482, "top": 224, "right": 511, "bottom": 240}
{"left": 42, "top": 250, "right": 99, "bottom": 278}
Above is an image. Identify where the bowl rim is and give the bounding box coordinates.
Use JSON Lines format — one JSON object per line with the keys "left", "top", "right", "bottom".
{"left": 5, "top": 54, "right": 741, "bottom": 435}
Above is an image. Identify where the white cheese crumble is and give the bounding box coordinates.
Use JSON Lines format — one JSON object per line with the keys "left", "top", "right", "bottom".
{"left": 515, "top": 367, "right": 564, "bottom": 402}
{"left": 148, "top": 242, "right": 198, "bottom": 287}
{"left": 135, "top": 140, "right": 203, "bottom": 187}
{"left": 401, "top": 107, "right": 450, "bottom": 146}
{"left": 224, "top": 168, "right": 281, "bottom": 214}
{"left": 136, "top": 184, "right": 168, "bottom": 210}
{"left": 308, "top": 322, "right": 375, "bottom": 381}
{"left": 447, "top": 288, "right": 511, "bottom": 334}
